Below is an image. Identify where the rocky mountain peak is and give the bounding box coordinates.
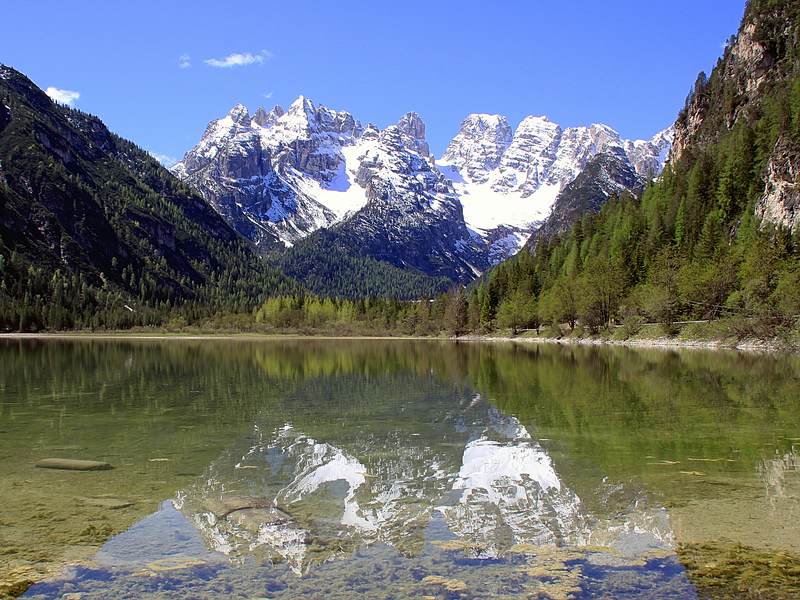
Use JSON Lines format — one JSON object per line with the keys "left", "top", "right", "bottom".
{"left": 518, "top": 115, "right": 553, "bottom": 128}
{"left": 623, "top": 126, "right": 675, "bottom": 177}
{"left": 396, "top": 112, "right": 430, "bottom": 157}
{"left": 453, "top": 113, "right": 513, "bottom": 144}
{"left": 279, "top": 95, "right": 361, "bottom": 138}
{"left": 588, "top": 123, "right": 623, "bottom": 147}
{"left": 253, "top": 105, "right": 284, "bottom": 127}
{"left": 378, "top": 125, "right": 403, "bottom": 149}
{"left": 287, "top": 94, "right": 312, "bottom": 113}
{"left": 227, "top": 103, "right": 250, "bottom": 125}
{"left": 436, "top": 111, "right": 672, "bottom": 262}
{"left": 283, "top": 95, "right": 316, "bottom": 130}
{"left": 511, "top": 116, "right": 561, "bottom": 148}
{"left": 649, "top": 126, "right": 674, "bottom": 149}
{"left": 362, "top": 123, "right": 380, "bottom": 141}
{"left": 173, "top": 94, "right": 673, "bottom": 276}
{"left": 440, "top": 113, "right": 514, "bottom": 182}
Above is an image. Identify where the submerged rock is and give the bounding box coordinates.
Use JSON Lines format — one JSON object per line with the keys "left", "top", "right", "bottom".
{"left": 35, "top": 458, "right": 113, "bottom": 471}
{"left": 421, "top": 575, "right": 468, "bottom": 593}
{"left": 80, "top": 497, "right": 134, "bottom": 509}
{"left": 0, "top": 567, "right": 36, "bottom": 598}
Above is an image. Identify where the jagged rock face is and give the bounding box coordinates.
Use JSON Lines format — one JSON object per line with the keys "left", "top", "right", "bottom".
{"left": 440, "top": 114, "right": 513, "bottom": 183}
{"left": 756, "top": 139, "right": 800, "bottom": 232}
{"left": 174, "top": 101, "right": 486, "bottom": 280}
{"left": 624, "top": 127, "right": 674, "bottom": 178}
{"left": 527, "top": 153, "right": 646, "bottom": 249}
{"left": 441, "top": 117, "right": 669, "bottom": 193}
{"left": 537, "top": 123, "right": 627, "bottom": 186}
{"left": 437, "top": 115, "right": 671, "bottom": 262}
{"left": 671, "top": 15, "right": 779, "bottom": 163}
{"left": 395, "top": 112, "right": 430, "bottom": 157}
{"left": 336, "top": 125, "right": 486, "bottom": 280}
{"left": 252, "top": 105, "right": 284, "bottom": 127}
{"left": 491, "top": 116, "right": 562, "bottom": 195}
{"left": 172, "top": 97, "right": 367, "bottom": 248}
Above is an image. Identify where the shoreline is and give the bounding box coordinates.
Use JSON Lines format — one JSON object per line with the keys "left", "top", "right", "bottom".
{"left": 0, "top": 331, "right": 793, "bottom": 353}
{"left": 457, "top": 334, "right": 789, "bottom": 353}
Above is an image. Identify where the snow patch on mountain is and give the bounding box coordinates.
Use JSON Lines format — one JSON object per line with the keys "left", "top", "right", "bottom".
{"left": 291, "top": 142, "right": 370, "bottom": 220}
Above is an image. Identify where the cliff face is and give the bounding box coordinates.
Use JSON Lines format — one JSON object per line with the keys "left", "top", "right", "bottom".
{"left": 672, "top": 0, "right": 800, "bottom": 232}
{"left": 756, "top": 138, "right": 799, "bottom": 229}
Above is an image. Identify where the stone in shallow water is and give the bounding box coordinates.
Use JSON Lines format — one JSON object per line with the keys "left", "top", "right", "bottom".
{"left": 0, "top": 566, "right": 37, "bottom": 598}
{"left": 80, "top": 497, "right": 134, "bottom": 509}
{"left": 35, "top": 458, "right": 113, "bottom": 471}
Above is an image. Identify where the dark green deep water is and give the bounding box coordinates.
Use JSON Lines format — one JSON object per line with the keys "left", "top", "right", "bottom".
{"left": 1, "top": 339, "right": 798, "bottom": 599}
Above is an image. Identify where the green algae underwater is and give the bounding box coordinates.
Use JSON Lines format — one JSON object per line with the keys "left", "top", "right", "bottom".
{"left": 0, "top": 338, "right": 798, "bottom": 599}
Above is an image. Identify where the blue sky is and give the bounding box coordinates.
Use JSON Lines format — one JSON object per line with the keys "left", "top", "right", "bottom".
{"left": 2, "top": 1, "right": 745, "bottom": 163}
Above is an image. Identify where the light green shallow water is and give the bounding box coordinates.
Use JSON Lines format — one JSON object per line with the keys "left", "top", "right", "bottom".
{"left": 0, "top": 339, "right": 798, "bottom": 599}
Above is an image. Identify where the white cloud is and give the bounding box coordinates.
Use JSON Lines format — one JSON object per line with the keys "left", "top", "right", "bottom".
{"left": 178, "top": 54, "right": 191, "bottom": 69}
{"left": 263, "top": 91, "right": 274, "bottom": 99}
{"left": 204, "top": 50, "right": 272, "bottom": 68}
{"left": 45, "top": 87, "right": 80, "bottom": 105}
{"left": 148, "top": 151, "right": 177, "bottom": 167}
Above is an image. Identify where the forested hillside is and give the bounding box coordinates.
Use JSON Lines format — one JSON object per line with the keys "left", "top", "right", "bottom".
{"left": 465, "top": 0, "right": 800, "bottom": 338}
{"left": 271, "top": 229, "right": 452, "bottom": 299}
{"left": 0, "top": 66, "right": 296, "bottom": 331}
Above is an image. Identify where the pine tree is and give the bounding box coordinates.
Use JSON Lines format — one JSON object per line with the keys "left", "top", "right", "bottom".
{"left": 443, "top": 287, "right": 468, "bottom": 336}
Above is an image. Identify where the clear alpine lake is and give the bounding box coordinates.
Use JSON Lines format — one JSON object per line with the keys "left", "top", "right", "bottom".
{"left": 1, "top": 338, "right": 799, "bottom": 599}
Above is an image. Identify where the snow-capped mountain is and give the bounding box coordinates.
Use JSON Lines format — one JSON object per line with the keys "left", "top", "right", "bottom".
{"left": 624, "top": 127, "right": 674, "bottom": 178}
{"left": 173, "top": 99, "right": 487, "bottom": 280}
{"left": 323, "top": 123, "right": 486, "bottom": 280}
{"left": 437, "top": 115, "right": 673, "bottom": 259}
{"left": 172, "top": 98, "right": 672, "bottom": 278}
{"left": 172, "top": 97, "right": 368, "bottom": 249}
{"left": 438, "top": 114, "right": 514, "bottom": 182}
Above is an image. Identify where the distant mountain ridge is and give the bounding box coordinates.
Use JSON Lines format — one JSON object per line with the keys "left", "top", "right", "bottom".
{"left": 172, "top": 100, "right": 672, "bottom": 282}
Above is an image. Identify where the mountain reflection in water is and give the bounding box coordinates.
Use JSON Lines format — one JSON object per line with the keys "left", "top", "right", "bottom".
{"left": 171, "top": 396, "right": 673, "bottom": 578}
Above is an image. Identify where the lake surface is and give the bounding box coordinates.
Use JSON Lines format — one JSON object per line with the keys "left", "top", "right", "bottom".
{"left": 1, "top": 338, "right": 799, "bottom": 599}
